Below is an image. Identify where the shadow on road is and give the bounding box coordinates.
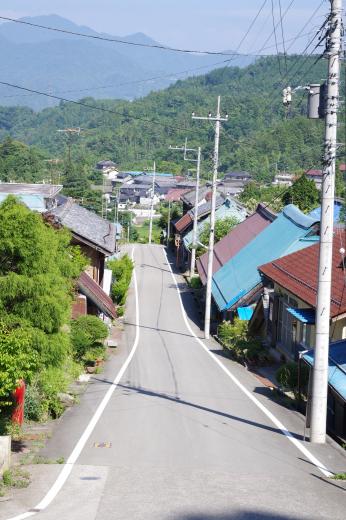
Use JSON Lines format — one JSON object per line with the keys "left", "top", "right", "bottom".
{"left": 172, "top": 510, "right": 304, "bottom": 519}
{"left": 123, "top": 320, "right": 196, "bottom": 339}
{"left": 92, "top": 378, "right": 303, "bottom": 440}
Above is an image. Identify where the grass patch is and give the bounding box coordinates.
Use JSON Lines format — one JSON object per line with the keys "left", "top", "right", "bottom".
{"left": 135, "top": 220, "right": 161, "bottom": 244}
{"left": 2, "top": 467, "right": 30, "bottom": 488}
{"left": 332, "top": 473, "right": 346, "bottom": 480}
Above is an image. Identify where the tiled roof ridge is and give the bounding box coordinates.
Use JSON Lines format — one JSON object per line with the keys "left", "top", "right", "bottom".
{"left": 270, "top": 261, "right": 341, "bottom": 307}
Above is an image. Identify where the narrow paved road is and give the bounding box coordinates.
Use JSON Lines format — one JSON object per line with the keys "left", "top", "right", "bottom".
{"left": 3, "top": 245, "right": 346, "bottom": 520}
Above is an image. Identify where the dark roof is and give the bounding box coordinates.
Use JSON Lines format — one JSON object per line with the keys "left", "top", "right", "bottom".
{"left": 180, "top": 186, "right": 210, "bottom": 207}
{"left": 259, "top": 229, "right": 346, "bottom": 318}
{"left": 174, "top": 195, "right": 225, "bottom": 234}
{"left": 96, "top": 160, "right": 116, "bottom": 168}
{"left": 0, "top": 182, "right": 62, "bottom": 197}
{"left": 48, "top": 198, "right": 115, "bottom": 255}
{"left": 197, "top": 203, "right": 276, "bottom": 285}
{"left": 305, "top": 169, "right": 323, "bottom": 177}
{"left": 78, "top": 272, "right": 116, "bottom": 319}
{"left": 174, "top": 212, "right": 193, "bottom": 233}
{"left": 224, "top": 171, "right": 251, "bottom": 179}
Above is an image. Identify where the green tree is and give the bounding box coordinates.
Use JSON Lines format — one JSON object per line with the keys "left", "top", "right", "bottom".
{"left": 282, "top": 174, "right": 320, "bottom": 213}
{"left": 0, "top": 196, "right": 86, "bottom": 404}
{"left": 198, "top": 216, "right": 239, "bottom": 255}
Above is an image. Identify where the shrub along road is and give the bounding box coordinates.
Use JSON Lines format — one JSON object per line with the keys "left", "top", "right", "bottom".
{"left": 2, "top": 244, "right": 346, "bottom": 520}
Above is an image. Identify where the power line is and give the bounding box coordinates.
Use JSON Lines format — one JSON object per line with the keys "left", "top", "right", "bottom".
{"left": 271, "top": 0, "right": 283, "bottom": 77}
{"left": 0, "top": 15, "right": 265, "bottom": 57}
{"left": 278, "top": 0, "right": 288, "bottom": 75}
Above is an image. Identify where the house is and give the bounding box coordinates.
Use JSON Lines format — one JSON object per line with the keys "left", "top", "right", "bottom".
{"left": 303, "top": 340, "right": 346, "bottom": 442}
{"left": 258, "top": 229, "right": 346, "bottom": 359}
{"left": 223, "top": 171, "right": 251, "bottom": 182}
{"left": 165, "top": 188, "right": 191, "bottom": 202}
{"left": 197, "top": 203, "right": 277, "bottom": 285}
{"left": 0, "top": 182, "right": 62, "bottom": 212}
{"left": 212, "top": 204, "right": 320, "bottom": 317}
{"left": 45, "top": 198, "right": 117, "bottom": 321}
{"left": 47, "top": 197, "right": 116, "bottom": 285}
{"left": 96, "top": 160, "right": 117, "bottom": 171}
{"left": 183, "top": 197, "right": 247, "bottom": 252}
{"left": 180, "top": 186, "right": 211, "bottom": 212}
{"left": 305, "top": 169, "right": 323, "bottom": 189}
{"left": 173, "top": 194, "right": 226, "bottom": 268}
{"left": 272, "top": 172, "right": 295, "bottom": 186}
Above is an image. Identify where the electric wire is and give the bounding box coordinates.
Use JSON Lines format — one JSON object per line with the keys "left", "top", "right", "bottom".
{"left": 278, "top": 0, "right": 288, "bottom": 75}
{"left": 271, "top": 0, "right": 283, "bottom": 77}
{"left": 0, "top": 14, "right": 277, "bottom": 57}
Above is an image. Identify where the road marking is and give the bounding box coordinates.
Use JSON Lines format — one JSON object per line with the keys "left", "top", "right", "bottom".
{"left": 6, "top": 248, "right": 140, "bottom": 520}
{"left": 163, "top": 248, "right": 333, "bottom": 478}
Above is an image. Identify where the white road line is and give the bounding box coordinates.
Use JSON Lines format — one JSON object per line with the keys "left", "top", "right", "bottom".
{"left": 6, "top": 248, "right": 140, "bottom": 520}
{"left": 163, "top": 248, "right": 333, "bottom": 479}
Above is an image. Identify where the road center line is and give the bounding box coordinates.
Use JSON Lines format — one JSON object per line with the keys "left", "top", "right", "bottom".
{"left": 6, "top": 247, "right": 140, "bottom": 520}
{"left": 163, "top": 248, "right": 333, "bottom": 479}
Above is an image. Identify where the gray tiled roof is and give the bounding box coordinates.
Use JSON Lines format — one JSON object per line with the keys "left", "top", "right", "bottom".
{"left": 49, "top": 198, "right": 115, "bottom": 255}
{"left": 0, "top": 182, "right": 62, "bottom": 197}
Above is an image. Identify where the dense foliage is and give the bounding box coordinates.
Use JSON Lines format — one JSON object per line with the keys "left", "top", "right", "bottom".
{"left": 282, "top": 174, "right": 320, "bottom": 213}
{"left": 0, "top": 196, "right": 86, "bottom": 411}
{"left": 108, "top": 254, "right": 134, "bottom": 314}
{"left": 0, "top": 56, "right": 344, "bottom": 186}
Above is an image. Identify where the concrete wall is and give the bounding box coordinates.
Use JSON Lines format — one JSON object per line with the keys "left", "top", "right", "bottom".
{"left": 0, "top": 436, "right": 11, "bottom": 477}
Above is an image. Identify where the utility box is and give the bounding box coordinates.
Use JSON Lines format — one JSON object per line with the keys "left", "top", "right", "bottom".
{"left": 318, "top": 82, "right": 328, "bottom": 118}
{"left": 307, "top": 84, "right": 321, "bottom": 118}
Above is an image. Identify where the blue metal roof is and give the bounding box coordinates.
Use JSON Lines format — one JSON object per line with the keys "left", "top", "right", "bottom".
{"left": 212, "top": 204, "right": 319, "bottom": 311}
{"left": 0, "top": 193, "right": 46, "bottom": 212}
{"left": 303, "top": 340, "right": 346, "bottom": 401}
{"left": 287, "top": 307, "right": 315, "bottom": 324}
{"left": 309, "top": 201, "right": 343, "bottom": 223}
{"left": 237, "top": 306, "right": 254, "bottom": 320}
{"left": 183, "top": 198, "right": 247, "bottom": 249}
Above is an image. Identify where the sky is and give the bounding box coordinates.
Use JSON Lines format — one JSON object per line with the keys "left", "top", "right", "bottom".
{"left": 0, "top": 0, "right": 328, "bottom": 53}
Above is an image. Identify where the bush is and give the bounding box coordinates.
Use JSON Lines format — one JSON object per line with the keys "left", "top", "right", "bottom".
{"left": 82, "top": 346, "right": 106, "bottom": 366}
{"left": 70, "top": 315, "right": 108, "bottom": 361}
{"left": 24, "top": 382, "right": 44, "bottom": 422}
{"left": 35, "top": 367, "right": 69, "bottom": 418}
{"left": 108, "top": 254, "right": 134, "bottom": 306}
{"left": 190, "top": 276, "right": 201, "bottom": 289}
{"left": 218, "top": 318, "right": 270, "bottom": 365}
{"left": 276, "top": 362, "right": 309, "bottom": 395}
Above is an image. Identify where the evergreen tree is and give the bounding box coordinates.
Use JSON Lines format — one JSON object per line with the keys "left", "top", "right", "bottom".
{"left": 282, "top": 174, "right": 320, "bottom": 213}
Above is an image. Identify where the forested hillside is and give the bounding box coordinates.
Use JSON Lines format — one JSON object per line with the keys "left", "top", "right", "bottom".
{"left": 0, "top": 55, "right": 345, "bottom": 183}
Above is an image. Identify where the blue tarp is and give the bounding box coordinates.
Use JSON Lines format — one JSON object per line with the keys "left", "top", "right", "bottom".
{"left": 287, "top": 307, "right": 315, "bottom": 324}
{"left": 212, "top": 204, "right": 319, "bottom": 311}
{"left": 309, "top": 201, "right": 343, "bottom": 223}
{"left": 237, "top": 306, "right": 254, "bottom": 320}
{"left": 303, "top": 340, "right": 346, "bottom": 401}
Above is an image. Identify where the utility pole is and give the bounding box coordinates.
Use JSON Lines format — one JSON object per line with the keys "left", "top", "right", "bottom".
{"left": 310, "top": 0, "right": 342, "bottom": 444}
{"left": 57, "top": 127, "right": 81, "bottom": 168}
{"left": 169, "top": 140, "right": 201, "bottom": 277}
{"left": 192, "top": 96, "right": 228, "bottom": 339}
{"left": 148, "top": 161, "right": 156, "bottom": 244}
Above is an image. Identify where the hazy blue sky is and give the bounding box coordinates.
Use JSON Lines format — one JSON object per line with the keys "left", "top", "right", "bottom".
{"left": 0, "top": 0, "right": 328, "bottom": 52}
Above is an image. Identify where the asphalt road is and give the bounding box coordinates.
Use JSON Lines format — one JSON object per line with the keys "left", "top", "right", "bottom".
{"left": 2, "top": 244, "right": 346, "bottom": 520}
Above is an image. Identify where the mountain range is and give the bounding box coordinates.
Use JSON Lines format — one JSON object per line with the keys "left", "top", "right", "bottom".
{"left": 0, "top": 15, "right": 253, "bottom": 110}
